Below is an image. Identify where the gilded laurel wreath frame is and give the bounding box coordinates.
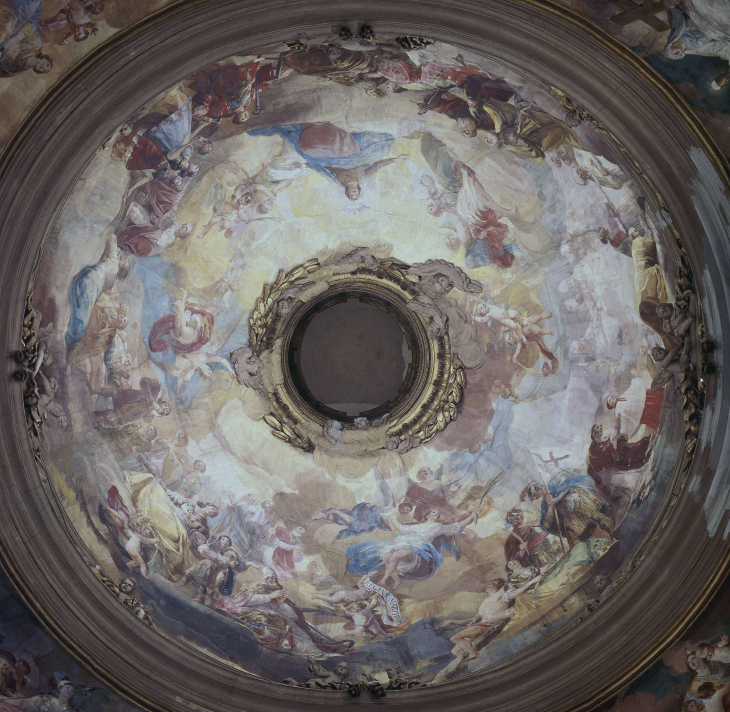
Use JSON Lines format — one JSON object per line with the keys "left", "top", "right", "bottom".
{"left": 248, "top": 259, "right": 465, "bottom": 450}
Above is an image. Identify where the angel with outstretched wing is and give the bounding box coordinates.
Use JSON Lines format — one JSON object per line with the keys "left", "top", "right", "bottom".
{"left": 151, "top": 313, "right": 243, "bottom": 398}
{"left": 408, "top": 259, "right": 482, "bottom": 296}
{"left": 336, "top": 246, "right": 381, "bottom": 271}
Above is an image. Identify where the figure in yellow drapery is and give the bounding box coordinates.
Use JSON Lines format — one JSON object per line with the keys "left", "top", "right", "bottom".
{"left": 124, "top": 470, "right": 195, "bottom": 579}
{"left": 477, "top": 99, "right": 587, "bottom": 161}
{"left": 629, "top": 217, "right": 675, "bottom": 347}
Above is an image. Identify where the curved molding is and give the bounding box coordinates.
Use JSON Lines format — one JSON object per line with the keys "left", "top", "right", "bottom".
{"left": 0, "top": 2, "right": 727, "bottom": 712}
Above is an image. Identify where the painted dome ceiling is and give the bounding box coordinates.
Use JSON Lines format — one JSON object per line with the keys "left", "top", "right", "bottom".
{"left": 0, "top": 4, "right": 728, "bottom": 712}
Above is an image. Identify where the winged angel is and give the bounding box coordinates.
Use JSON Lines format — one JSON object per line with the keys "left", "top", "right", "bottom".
{"left": 406, "top": 260, "right": 485, "bottom": 369}
{"left": 151, "top": 290, "right": 243, "bottom": 398}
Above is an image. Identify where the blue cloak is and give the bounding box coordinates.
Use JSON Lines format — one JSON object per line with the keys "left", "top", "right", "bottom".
{"left": 247, "top": 124, "right": 395, "bottom": 183}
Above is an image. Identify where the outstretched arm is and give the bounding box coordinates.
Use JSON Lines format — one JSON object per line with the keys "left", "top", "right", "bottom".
{"left": 504, "top": 575, "right": 542, "bottom": 602}
{"left": 655, "top": 342, "right": 683, "bottom": 370}
{"left": 167, "top": 118, "right": 214, "bottom": 161}
{"left": 206, "top": 354, "right": 236, "bottom": 375}
{"left": 363, "top": 154, "right": 408, "bottom": 178}
{"left": 454, "top": 162, "right": 517, "bottom": 217}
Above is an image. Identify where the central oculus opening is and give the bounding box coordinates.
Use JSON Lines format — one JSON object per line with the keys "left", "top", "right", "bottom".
{"left": 293, "top": 296, "right": 412, "bottom": 418}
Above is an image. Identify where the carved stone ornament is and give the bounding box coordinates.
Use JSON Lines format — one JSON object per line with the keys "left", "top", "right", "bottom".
{"left": 238, "top": 250, "right": 469, "bottom": 457}
{"left": 12, "top": 285, "right": 66, "bottom": 462}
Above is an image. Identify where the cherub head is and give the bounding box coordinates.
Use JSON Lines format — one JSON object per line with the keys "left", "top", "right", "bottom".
{"left": 198, "top": 139, "right": 213, "bottom": 155}
{"left": 73, "top": 25, "right": 91, "bottom": 42}
{"left": 277, "top": 298, "right": 292, "bottom": 316}
{"left": 474, "top": 300, "right": 489, "bottom": 317}
{"left": 363, "top": 253, "right": 380, "bottom": 271}
{"left": 119, "top": 577, "right": 137, "bottom": 595}
{"left": 427, "top": 318, "right": 445, "bottom": 337}
{"left": 591, "top": 423, "right": 604, "bottom": 442}
{"left": 333, "top": 662, "right": 350, "bottom": 679}
{"left": 482, "top": 130, "right": 501, "bottom": 148}
{"left": 432, "top": 274, "right": 453, "bottom": 295}
{"left": 656, "top": 303, "right": 674, "bottom": 320}
{"left": 564, "top": 110, "right": 582, "bottom": 128}
{"left": 504, "top": 330, "right": 519, "bottom": 347}
{"left": 445, "top": 233, "right": 461, "bottom": 251}
{"left": 457, "top": 116, "right": 477, "bottom": 138}
{"left": 527, "top": 482, "right": 546, "bottom": 501}
{"left": 33, "top": 54, "right": 53, "bottom": 74}
{"left": 385, "top": 663, "right": 404, "bottom": 680}
{"left": 175, "top": 223, "right": 193, "bottom": 239}
{"left": 193, "top": 459, "right": 206, "bottom": 472}
{"left": 592, "top": 575, "right": 611, "bottom": 593}
{"left": 0, "top": 655, "right": 14, "bottom": 676}
{"left": 398, "top": 502, "right": 414, "bottom": 516}
{"left": 353, "top": 417, "right": 369, "bottom": 429}
{"left": 344, "top": 182, "right": 362, "bottom": 201}
{"left": 687, "top": 653, "right": 709, "bottom": 676}
{"left": 426, "top": 200, "right": 444, "bottom": 218}
{"left": 417, "top": 467, "right": 434, "bottom": 482}
{"left": 197, "top": 501, "right": 219, "bottom": 517}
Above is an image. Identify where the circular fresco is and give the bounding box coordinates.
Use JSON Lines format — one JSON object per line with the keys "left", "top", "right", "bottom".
{"left": 24, "top": 28, "right": 703, "bottom": 690}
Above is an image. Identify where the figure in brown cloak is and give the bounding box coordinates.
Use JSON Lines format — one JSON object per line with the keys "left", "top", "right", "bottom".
{"left": 92, "top": 377, "right": 171, "bottom": 429}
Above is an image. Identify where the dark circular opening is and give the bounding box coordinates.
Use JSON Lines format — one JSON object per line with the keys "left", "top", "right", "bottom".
{"left": 289, "top": 295, "right": 413, "bottom": 420}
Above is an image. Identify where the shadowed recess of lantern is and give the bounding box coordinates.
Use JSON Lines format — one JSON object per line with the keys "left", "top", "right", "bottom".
{"left": 293, "top": 296, "right": 412, "bottom": 417}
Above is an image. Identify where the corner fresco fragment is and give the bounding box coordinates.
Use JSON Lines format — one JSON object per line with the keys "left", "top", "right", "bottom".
{"left": 0, "top": 0, "right": 174, "bottom": 150}
{"left": 551, "top": 0, "right": 730, "bottom": 158}
{"left": 590, "top": 574, "right": 730, "bottom": 712}
{"left": 0, "top": 565, "right": 144, "bottom": 711}
{"left": 26, "top": 30, "right": 697, "bottom": 686}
